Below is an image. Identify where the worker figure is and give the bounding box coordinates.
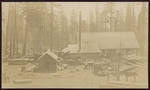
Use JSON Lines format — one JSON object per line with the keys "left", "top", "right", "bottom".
{"left": 106, "top": 66, "right": 112, "bottom": 81}
{"left": 21, "top": 66, "right": 26, "bottom": 72}
{"left": 85, "top": 62, "right": 88, "bottom": 69}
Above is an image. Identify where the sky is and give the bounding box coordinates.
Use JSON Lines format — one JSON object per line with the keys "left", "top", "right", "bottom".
{"left": 2, "top": 2, "right": 147, "bottom": 21}
{"left": 59, "top": 2, "right": 143, "bottom": 20}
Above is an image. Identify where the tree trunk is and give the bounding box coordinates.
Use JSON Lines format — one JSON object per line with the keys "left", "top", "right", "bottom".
{"left": 13, "top": 3, "right": 17, "bottom": 56}
{"left": 104, "top": 17, "right": 106, "bottom": 31}
{"left": 110, "top": 2, "right": 113, "bottom": 32}
{"left": 9, "top": 7, "right": 13, "bottom": 58}
{"left": 15, "top": 3, "right": 18, "bottom": 56}
{"left": 43, "top": 4, "right": 46, "bottom": 51}
{"left": 5, "top": 3, "right": 11, "bottom": 55}
{"left": 95, "top": 3, "right": 98, "bottom": 31}
{"left": 22, "top": 23, "right": 28, "bottom": 56}
{"left": 78, "top": 11, "right": 82, "bottom": 52}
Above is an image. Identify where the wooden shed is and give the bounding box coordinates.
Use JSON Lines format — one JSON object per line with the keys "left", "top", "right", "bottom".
{"left": 79, "top": 32, "right": 140, "bottom": 58}
{"left": 36, "top": 50, "right": 59, "bottom": 72}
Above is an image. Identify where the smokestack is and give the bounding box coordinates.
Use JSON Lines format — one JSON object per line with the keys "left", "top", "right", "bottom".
{"left": 79, "top": 11, "right": 82, "bottom": 52}
{"left": 50, "top": 2, "right": 53, "bottom": 51}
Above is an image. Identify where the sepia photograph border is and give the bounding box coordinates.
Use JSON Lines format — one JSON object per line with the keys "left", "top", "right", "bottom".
{"left": 1, "top": 0, "right": 149, "bottom": 89}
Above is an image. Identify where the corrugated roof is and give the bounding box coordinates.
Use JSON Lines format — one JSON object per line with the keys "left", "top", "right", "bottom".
{"left": 78, "top": 32, "right": 140, "bottom": 49}
{"left": 63, "top": 43, "right": 101, "bottom": 54}
{"left": 37, "top": 49, "right": 58, "bottom": 61}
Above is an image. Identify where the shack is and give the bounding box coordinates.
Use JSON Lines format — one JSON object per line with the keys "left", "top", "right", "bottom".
{"left": 62, "top": 43, "right": 101, "bottom": 60}
{"left": 36, "top": 50, "right": 59, "bottom": 72}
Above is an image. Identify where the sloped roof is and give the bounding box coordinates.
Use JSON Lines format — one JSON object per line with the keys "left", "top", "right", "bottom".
{"left": 120, "top": 65, "right": 136, "bottom": 73}
{"left": 63, "top": 43, "right": 101, "bottom": 54}
{"left": 62, "top": 47, "right": 70, "bottom": 53}
{"left": 62, "top": 44, "right": 78, "bottom": 53}
{"left": 37, "top": 49, "right": 58, "bottom": 61}
{"left": 78, "top": 32, "right": 139, "bottom": 49}
{"left": 80, "top": 43, "right": 101, "bottom": 53}
{"left": 68, "top": 44, "right": 78, "bottom": 53}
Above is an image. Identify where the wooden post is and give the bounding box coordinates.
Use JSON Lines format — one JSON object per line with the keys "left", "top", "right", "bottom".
{"left": 116, "top": 35, "right": 122, "bottom": 81}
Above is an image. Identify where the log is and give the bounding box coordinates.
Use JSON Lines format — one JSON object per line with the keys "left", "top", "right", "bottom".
{"left": 27, "top": 59, "right": 35, "bottom": 63}
{"left": 52, "top": 73, "right": 61, "bottom": 76}
{"left": 8, "top": 58, "right": 28, "bottom": 65}
{"left": 13, "top": 79, "right": 32, "bottom": 84}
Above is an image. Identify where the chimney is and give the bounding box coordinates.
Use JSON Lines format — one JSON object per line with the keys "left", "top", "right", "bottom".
{"left": 79, "top": 11, "right": 82, "bottom": 52}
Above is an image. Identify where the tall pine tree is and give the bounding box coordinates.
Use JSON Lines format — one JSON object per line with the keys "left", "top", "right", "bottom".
{"left": 69, "top": 9, "right": 78, "bottom": 44}
{"left": 137, "top": 2, "right": 148, "bottom": 56}
{"left": 126, "top": 3, "right": 136, "bottom": 32}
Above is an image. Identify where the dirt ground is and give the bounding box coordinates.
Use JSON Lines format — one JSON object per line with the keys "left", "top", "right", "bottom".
{"left": 2, "top": 61, "right": 148, "bottom": 88}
